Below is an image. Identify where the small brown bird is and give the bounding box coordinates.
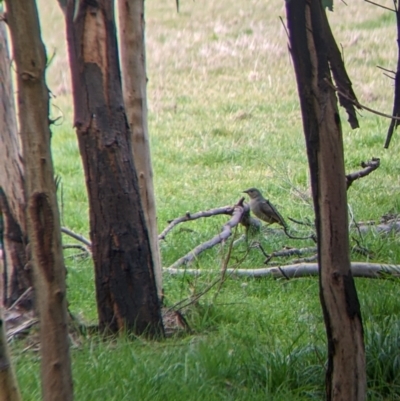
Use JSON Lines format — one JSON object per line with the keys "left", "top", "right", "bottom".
{"left": 243, "top": 188, "right": 287, "bottom": 228}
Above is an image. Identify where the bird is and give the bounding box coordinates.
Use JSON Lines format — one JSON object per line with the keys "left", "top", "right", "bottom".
{"left": 243, "top": 187, "right": 287, "bottom": 228}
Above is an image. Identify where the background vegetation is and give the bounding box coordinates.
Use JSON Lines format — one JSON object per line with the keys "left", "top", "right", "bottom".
{"left": 11, "top": 0, "right": 400, "bottom": 399}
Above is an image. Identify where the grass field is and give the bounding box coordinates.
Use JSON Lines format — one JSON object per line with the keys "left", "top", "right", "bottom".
{"left": 9, "top": 0, "right": 400, "bottom": 399}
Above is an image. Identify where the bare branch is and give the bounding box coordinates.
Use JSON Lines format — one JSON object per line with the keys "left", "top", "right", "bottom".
{"left": 166, "top": 199, "right": 246, "bottom": 269}
{"left": 346, "top": 158, "right": 380, "bottom": 189}
{"left": 364, "top": 0, "right": 396, "bottom": 12}
{"left": 61, "top": 227, "right": 91, "bottom": 248}
{"left": 291, "top": 254, "right": 318, "bottom": 263}
{"left": 356, "top": 220, "right": 400, "bottom": 234}
{"left": 159, "top": 205, "right": 237, "bottom": 240}
{"left": 283, "top": 225, "right": 316, "bottom": 241}
{"left": 264, "top": 246, "right": 317, "bottom": 264}
{"left": 165, "top": 262, "right": 400, "bottom": 278}
{"left": 279, "top": 16, "right": 289, "bottom": 39}
{"left": 166, "top": 277, "right": 222, "bottom": 313}
{"left": 377, "top": 65, "right": 396, "bottom": 75}
{"left": 213, "top": 229, "right": 238, "bottom": 301}
{"left": 288, "top": 216, "right": 315, "bottom": 227}
{"left": 325, "top": 78, "right": 400, "bottom": 121}
{"left": 63, "top": 244, "right": 91, "bottom": 257}
{"left": 383, "top": 72, "right": 396, "bottom": 80}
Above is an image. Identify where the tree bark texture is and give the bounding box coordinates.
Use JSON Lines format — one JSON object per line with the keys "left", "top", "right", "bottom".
{"left": 286, "top": 1, "right": 366, "bottom": 400}
{"left": 117, "top": 0, "right": 163, "bottom": 301}
{"left": 64, "top": 0, "right": 164, "bottom": 336}
{"left": 0, "top": 21, "right": 32, "bottom": 309}
{"left": 5, "top": 1, "right": 73, "bottom": 400}
{"left": 0, "top": 310, "right": 22, "bottom": 401}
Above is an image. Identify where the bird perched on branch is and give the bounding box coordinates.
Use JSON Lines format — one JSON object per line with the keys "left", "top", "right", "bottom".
{"left": 243, "top": 188, "right": 287, "bottom": 228}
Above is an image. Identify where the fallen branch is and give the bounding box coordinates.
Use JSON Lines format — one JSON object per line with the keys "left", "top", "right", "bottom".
{"left": 164, "top": 262, "right": 400, "bottom": 278}
{"left": 159, "top": 205, "right": 236, "bottom": 240}
{"left": 291, "top": 254, "right": 318, "bottom": 264}
{"left": 263, "top": 246, "right": 317, "bottom": 264}
{"left": 6, "top": 317, "right": 38, "bottom": 341}
{"left": 346, "top": 158, "right": 380, "bottom": 189}
{"left": 166, "top": 199, "right": 246, "bottom": 269}
{"left": 61, "top": 227, "right": 91, "bottom": 248}
{"left": 63, "top": 243, "right": 91, "bottom": 255}
{"left": 356, "top": 220, "right": 400, "bottom": 234}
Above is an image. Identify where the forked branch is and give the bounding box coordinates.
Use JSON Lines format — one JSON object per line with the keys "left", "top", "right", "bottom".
{"left": 166, "top": 198, "right": 247, "bottom": 269}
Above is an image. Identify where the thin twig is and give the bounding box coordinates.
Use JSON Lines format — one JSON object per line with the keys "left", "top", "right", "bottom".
{"left": 364, "top": 0, "right": 396, "bottom": 12}
{"left": 383, "top": 72, "right": 395, "bottom": 81}
{"left": 288, "top": 216, "right": 315, "bottom": 227}
{"left": 159, "top": 205, "right": 237, "bottom": 241}
{"left": 63, "top": 244, "right": 89, "bottom": 252}
{"left": 213, "top": 227, "right": 237, "bottom": 301}
{"left": 278, "top": 266, "right": 290, "bottom": 280}
{"left": 325, "top": 78, "right": 400, "bottom": 121}
{"left": 264, "top": 246, "right": 318, "bottom": 264}
{"left": 291, "top": 254, "right": 318, "bottom": 263}
{"left": 279, "top": 16, "right": 289, "bottom": 39}
{"left": 351, "top": 237, "right": 374, "bottom": 258}
{"left": 253, "top": 242, "right": 269, "bottom": 258}
{"left": 63, "top": 243, "right": 91, "bottom": 257}
{"left": 61, "top": 227, "right": 91, "bottom": 248}
{"left": 377, "top": 65, "right": 396, "bottom": 75}
{"left": 8, "top": 287, "right": 33, "bottom": 310}
{"left": 283, "top": 225, "right": 316, "bottom": 241}
{"left": 166, "top": 277, "right": 222, "bottom": 313}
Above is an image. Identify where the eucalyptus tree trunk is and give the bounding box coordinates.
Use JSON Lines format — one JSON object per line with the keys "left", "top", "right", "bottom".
{"left": 63, "top": 0, "right": 164, "bottom": 336}
{"left": 5, "top": 0, "right": 73, "bottom": 399}
{"left": 0, "top": 18, "right": 32, "bottom": 309}
{"left": 286, "top": 1, "right": 366, "bottom": 400}
{"left": 117, "top": 0, "right": 163, "bottom": 301}
{"left": 0, "top": 309, "right": 22, "bottom": 401}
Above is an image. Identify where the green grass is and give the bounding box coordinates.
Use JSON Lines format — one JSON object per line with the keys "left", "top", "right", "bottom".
{"left": 9, "top": 0, "right": 400, "bottom": 399}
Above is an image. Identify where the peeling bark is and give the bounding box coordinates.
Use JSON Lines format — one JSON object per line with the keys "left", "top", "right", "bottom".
{"left": 118, "top": 0, "right": 163, "bottom": 300}
{"left": 320, "top": 8, "right": 360, "bottom": 129}
{"left": 5, "top": 0, "right": 73, "bottom": 399}
{"left": 0, "top": 19, "right": 32, "bottom": 309}
{"left": 64, "top": 0, "right": 163, "bottom": 336}
{"left": 286, "top": 1, "right": 366, "bottom": 400}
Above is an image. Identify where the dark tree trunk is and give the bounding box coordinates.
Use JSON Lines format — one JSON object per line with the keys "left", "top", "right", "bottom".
{"left": 0, "top": 308, "right": 22, "bottom": 401}
{"left": 63, "top": 0, "right": 164, "bottom": 336}
{"left": 5, "top": 0, "right": 73, "bottom": 399}
{"left": 118, "top": 0, "right": 163, "bottom": 301}
{"left": 0, "top": 20, "right": 32, "bottom": 309}
{"left": 0, "top": 191, "right": 31, "bottom": 309}
{"left": 286, "top": 1, "right": 366, "bottom": 400}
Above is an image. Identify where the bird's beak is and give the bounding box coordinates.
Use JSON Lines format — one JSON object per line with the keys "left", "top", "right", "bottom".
{"left": 243, "top": 190, "right": 248, "bottom": 194}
